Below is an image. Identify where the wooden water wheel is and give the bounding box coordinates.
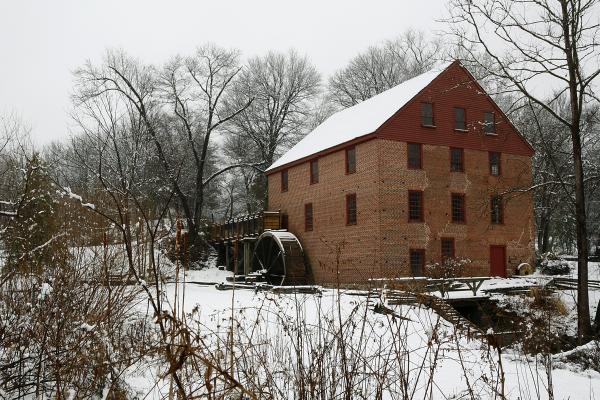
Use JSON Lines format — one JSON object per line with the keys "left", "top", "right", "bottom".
{"left": 251, "top": 231, "right": 306, "bottom": 285}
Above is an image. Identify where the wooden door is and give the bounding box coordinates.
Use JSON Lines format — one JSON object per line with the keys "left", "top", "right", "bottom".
{"left": 490, "top": 245, "right": 507, "bottom": 277}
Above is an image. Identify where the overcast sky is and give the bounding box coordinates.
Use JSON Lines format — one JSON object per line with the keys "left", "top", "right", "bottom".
{"left": 0, "top": 0, "right": 446, "bottom": 145}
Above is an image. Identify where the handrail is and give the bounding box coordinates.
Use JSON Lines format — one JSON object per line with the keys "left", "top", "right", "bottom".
{"left": 207, "top": 210, "right": 282, "bottom": 242}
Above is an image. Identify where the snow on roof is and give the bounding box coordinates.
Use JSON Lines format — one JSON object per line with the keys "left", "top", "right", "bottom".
{"left": 267, "top": 61, "right": 454, "bottom": 172}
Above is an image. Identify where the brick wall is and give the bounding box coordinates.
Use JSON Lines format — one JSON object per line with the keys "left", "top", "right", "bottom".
{"left": 378, "top": 140, "right": 534, "bottom": 278}
{"left": 268, "top": 139, "right": 534, "bottom": 283}
{"left": 268, "top": 139, "right": 383, "bottom": 284}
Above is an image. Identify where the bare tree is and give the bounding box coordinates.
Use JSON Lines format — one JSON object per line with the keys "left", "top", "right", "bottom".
{"left": 0, "top": 113, "right": 31, "bottom": 218}
{"left": 74, "top": 47, "right": 255, "bottom": 260}
{"left": 328, "top": 30, "right": 443, "bottom": 108}
{"left": 514, "top": 99, "right": 577, "bottom": 253}
{"left": 446, "top": 0, "right": 600, "bottom": 341}
{"left": 224, "top": 50, "right": 320, "bottom": 207}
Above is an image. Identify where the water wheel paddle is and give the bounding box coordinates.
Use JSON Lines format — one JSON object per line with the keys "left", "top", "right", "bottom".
{"left": 251, "top": 231, "right": 306, "bottom": 285}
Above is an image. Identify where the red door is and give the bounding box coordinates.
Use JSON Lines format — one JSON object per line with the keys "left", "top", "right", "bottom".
{"left": 490, "top": 245, "right": 507, "bottom": 277}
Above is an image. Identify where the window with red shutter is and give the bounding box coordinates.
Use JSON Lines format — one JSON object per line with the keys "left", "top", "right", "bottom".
{"left": 451, "top": 193, "right": 466, "bottom": 223}
{"left": 441, "top": 238, "right": 455, "bottom": 260}
{"left": 450, "top": 147, "right": 464, "bottom": 172}
{"left": 310, "top": 159, "right": 319, "bottom": 184}
{"left": 454, "top": 107, "right": 466, "bottom": 130}
{"left": 407, "top": 143, "right": 422, "bottom": 169}
{"left": 489, "top": 152, "right": 501, "bottom": 176}
{"left": 281, "top": 170, "right": 288, "bottom": 192}
{"left": 408, "top": 191, "right": 424, "bottom": 222}
{"left": 410, "top": 249, "right": 425, "bottom": 276}
{"left": 345, "top": 147, "right": 356, "bottom": 174}
{"left": 346, "top": 193, "right": 357, "bottom": 225}
{"left": 484, "top": 112, "right": 496, "bottom": 134}
{"left": 491, "top": 196, "right": 503, "bottom": 224}
{"left": 305, "top": 203, "right": 313, "bottom": 231}
{"left": 421, "top": 103, "right": 434, "bottom": 126}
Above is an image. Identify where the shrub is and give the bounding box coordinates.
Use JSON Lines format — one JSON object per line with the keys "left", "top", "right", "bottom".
{"left": 425, "top": 257, "right": 471, "bottom": 279}
{"left": 0, "top": 253, "right": 151, "bottom": 398}
{"left": 537, "top": 253, "right": 571, "bottom": 275}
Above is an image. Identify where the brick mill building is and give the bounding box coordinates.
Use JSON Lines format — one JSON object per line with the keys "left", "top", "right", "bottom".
{"left": 265, "top": 60, "right": 535, "bottom": 284}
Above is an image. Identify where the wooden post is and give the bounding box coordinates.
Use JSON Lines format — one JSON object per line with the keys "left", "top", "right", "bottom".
{"left": 233, "top": 239, "right": 239, "bottom": 275}
{"left": 103, "top": 231, "right": 108, "bottom": 285}
{"left": 244, "top": 240, "right": 252, "bottom": 276}
{"left": 225, "top": 241, "right": 231, "bottom": 271}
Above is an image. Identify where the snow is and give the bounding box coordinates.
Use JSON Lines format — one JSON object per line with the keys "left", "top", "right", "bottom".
{"left": 62, "top": 186, "right": 96, "bottom": 210}
{"left": 267, "top": 61, "right": 453, "bottom": 171}
{"left": 550, "top": 261, "right": 600, "bottom": 337}
{"left": 38, "top": 282, "right": 52, "bottom": 300}
{"left": 124, "top": 281, "right": 600, "bottom": 398}
{"left": 78, "top": 322, "right": 95, "bottom": 332}
{"left": 183, "top": 266, "right": 232, "bottom": 283}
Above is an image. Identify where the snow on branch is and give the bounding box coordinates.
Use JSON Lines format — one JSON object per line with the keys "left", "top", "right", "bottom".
{"left": 0, "top": 210, "right": 17, "bottom": 218}
{"left": 0, "top": 199, "right": 16, "bottom": 218}
{"left": 499, "top": 174, "right": 600, "bottom": 197}
{"left": 203, "top": 162, "right": 265, "bottom": 186}
{"left": 18, "top": 233, "right": 66, "bottom": 261}
{"left": 61, "top": 187, "right": 96, "bottom": 210}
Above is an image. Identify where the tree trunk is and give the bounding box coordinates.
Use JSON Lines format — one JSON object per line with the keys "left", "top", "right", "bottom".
{"left": 561, "top": 0, "right": 592, "bottom": 342}
{"left": 594, "top": 299, "right": 600, "bottom": 335}
{"left": 541, "top": 222, "right": 551, "bottom": 254}
{"left": 572, "top": 140, "right": 592, "bottom": 341}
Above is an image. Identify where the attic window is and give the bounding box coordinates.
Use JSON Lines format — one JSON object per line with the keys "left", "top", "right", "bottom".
{"left": 310, "top": 159, "right": 319, "bottom": 184}
{"left": 281, "top": 170, "right": 288, "bottom": 192}
{"left": 454, "top": 107, "right": 467, "bottom": 131}
{"left": 345, "top": 146, "right": 356, "bottom": 174}
{"left": 421, "top": 103, "right": 434, "bottom": 126}
{"left": 484, "top": 112, "right": 496, "bottom": 134}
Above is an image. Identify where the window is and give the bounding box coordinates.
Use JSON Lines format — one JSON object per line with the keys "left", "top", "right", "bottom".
{"left": 484, "top": 112, "right": 496, "bottom": 134}
{"left": 454, "top": 107, "right": 466, "bottom": 130}
{"left": 451, "top": 193, "right": 466, "bottom": 223}
{"left": 491, "top": 196, "right": 503, "bottom": 224}
{"left": 408, "top": 190, "right": 424, "bottom": 222}
{"left": 489, "top": 152, "right": 501, "bottom": 176}
{"left": 407, "top": 143, "right": 422, "bottom": 169}
{"left": 410, "top": 249, "right": 425, "bottom": 276}
{"left": 346, "top": 193, "right": 357, "bottom": 225}
{"left": 441, "top": 238, "right": 455, "bottom": 260}
{"left": 450, "top": 147, "right": 464, "bottom": 172}
{"left": 421, "top": 103, "right": 434, "bottom": 126}
{"left": 281, "top": 170, "right": 288, "bottom": 192}
{"left": 310, "top": 159, "right": 319, "bottom": 184}
{"left": 305, "top": 203, "right": 313, "bottom": 231}
{"left": 345, "top": 146, "right": 356, "bottom": 174}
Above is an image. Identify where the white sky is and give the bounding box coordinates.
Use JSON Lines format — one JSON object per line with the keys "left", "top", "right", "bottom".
{"left": 0, "top": 0, "right": 446, "bottom": 145}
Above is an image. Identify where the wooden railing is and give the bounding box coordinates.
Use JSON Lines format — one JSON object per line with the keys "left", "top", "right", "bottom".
{"left": 208, "top": 210, "right": 283, "bottom": 242}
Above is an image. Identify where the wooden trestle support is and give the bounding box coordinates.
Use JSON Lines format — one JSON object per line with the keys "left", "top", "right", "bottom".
{"left": 208, "top": 210, "right": 308, "bottom": 285}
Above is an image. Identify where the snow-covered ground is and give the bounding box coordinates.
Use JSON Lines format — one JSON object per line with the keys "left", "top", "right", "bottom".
{"left": 123, "top": 262, "right": 600, "bottom": 399}
{"left": 4, "top": 242, "right": 597, "bottom": 398}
